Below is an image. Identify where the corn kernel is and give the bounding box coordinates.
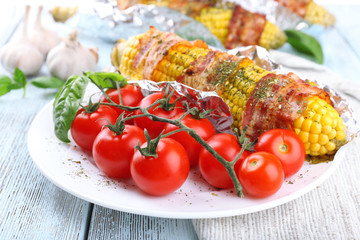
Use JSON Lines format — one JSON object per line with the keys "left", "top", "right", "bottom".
{"left": 335, "top": 122, "right": 345, "bottom": 131}
{"left": 301, "top": 119, "right": 313, "bottom": 132}
{"left": 312, "top": 102, "right": 321, "bottom": 110}
{"left": 322, "top": 125, "right": 332, "bottom": 134}
{"left": 309, "top": 134, "right": 319, "bottom": 143}
{"left": 332, "top": 119, "right": 338, "bottom": 128}
{"left": 328, "top": 129, "right": 337, "bottom": 139}
{"left": 294, "top": 128, "right": 301, "bottom": 135}
{"left": 319, "top": 146, "right": 327, "bottom": 155}
{"left": 336, "top": 130, "right": 346, "bottom": 141}
{"left": 320, "top": 116, "right": 332, "bottom": 126}
{"left": 312, "top": 113, "right": 322, "bottom": 122}
{"left": 299, "top": 131, "right": 309, "bottom": 143}
{"left": 325, "top": 142, "right": 336, "bottom": 151}
{"left": 310, "top": 122, "right": 322, "bottom": 134}
{"left": 310, "top": 143, "right": 321, "bottom": 152}
{"left": 318, "top": 106, "right": 327, "bottom": 115}
{"left": 294, "top": 116, "right": 304, "bottom": 129}
{"left": 304, "top": 142, "right": 311, "bottom": 150}
{"left": 319, "top": 134, "right": 329, "bottom": 145}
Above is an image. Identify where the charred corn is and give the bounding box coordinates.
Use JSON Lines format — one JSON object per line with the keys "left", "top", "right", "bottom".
{"left": 113, "top": 32, "right": 347, "bottom": 156}
{"left": 195, "top": 7, "right": 233, "bottom": 44}
{"left": 195, "top": 6, "right": 286, "bottom": 50}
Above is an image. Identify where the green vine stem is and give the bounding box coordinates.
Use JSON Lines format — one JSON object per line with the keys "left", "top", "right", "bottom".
{"left": 92, "top": 79, "right": 251, "bottom": 198}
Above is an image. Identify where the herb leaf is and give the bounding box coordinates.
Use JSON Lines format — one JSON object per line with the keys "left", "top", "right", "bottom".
{"left": 13, "top": 68, "right": 27, "bottom": 86}
{"left": 53, "top": 75, "right": 89, "bottom": 143}
{"left": 31, "top": 76, "right": 65, "bottom": 89}
{"left": 84, "top": 72, "right": 127, "bottom": 89}
{"left": 285, "top": 29, "right": 324, "bottom": 64}
{"left": 0, "top": 76, "right": 12, "bottom": 96}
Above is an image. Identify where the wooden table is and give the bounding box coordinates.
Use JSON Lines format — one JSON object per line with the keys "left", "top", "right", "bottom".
{"left": 1, "top": 1, "right": 359, "bottom": 239}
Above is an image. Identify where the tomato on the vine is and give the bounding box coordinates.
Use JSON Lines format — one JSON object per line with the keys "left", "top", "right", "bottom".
{"left": 130, "top": 138, "right": 190, "bottom": 196}
{"left": 92, "top": 125, "right": 146, "bottom": 178}
{"left": 237, "top": 152, "right": 284, "bottom": 198}
{"left": 163, "top": 114, "right": 216, "bottom": 167}
{"left": 254, "top": 129, "right": 305, "bottom": 178}
{"left": 70, "top": 105, "right": 118, "bottom": 151}
{"left": 100, "top": 85, "right": 144, "bottom": 124}
{"left": 133, "top": 92, "right": 184, "bottom": 138}
{"left": 198, "top": 133, "right": 250, "bottom": 189}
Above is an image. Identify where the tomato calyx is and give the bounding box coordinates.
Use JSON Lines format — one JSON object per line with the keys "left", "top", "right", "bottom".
{"left": 81, "top": 99, "right": 100, "bottom": 114}
{"left": 103, "top": 113, "right": 127, "bottom": 135}
{"left": 155, "top": 85, "right": 181, "bottom": 112}
{"left": 135, "top": 129, "right": 162, "bottom": 158}
{"left": 182, "top": 102, "right": 213, "bottom": 120}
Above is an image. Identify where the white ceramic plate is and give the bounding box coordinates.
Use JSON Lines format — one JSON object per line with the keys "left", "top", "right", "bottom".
{"left": 27, "top": 97, "right": 351, "bottom": 219}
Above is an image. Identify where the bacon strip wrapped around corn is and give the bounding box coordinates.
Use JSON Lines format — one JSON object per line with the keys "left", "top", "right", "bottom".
{"left": 116, "top": 0, "right": 286, "bottom": 50}
{"left": 275, "top": 0, "right": 336, "bottom": 27}
{"left": 111, "top": 27, "right": 347, "bottom": 157}
{"left": 195, "top": 5, "right": 287, "bottom": 50}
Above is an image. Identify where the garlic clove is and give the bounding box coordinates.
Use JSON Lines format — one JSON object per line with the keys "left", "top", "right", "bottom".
{"left": 0, "top": 5, "right": 44, "bottom": 76}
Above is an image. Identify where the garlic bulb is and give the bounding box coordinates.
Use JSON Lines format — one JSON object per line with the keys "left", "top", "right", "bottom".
{"left": 46, "top": 30, "right": 98, "bottom": 80}
{"left": 0, "top": 5, "right": 44, "bottom": 76}
{"left": 29, "top": 6, "right": 60, "bottom": 56}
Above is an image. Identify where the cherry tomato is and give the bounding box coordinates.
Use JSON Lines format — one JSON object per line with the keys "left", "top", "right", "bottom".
{"left": 134, "top": 92, "right": 184, "bottom": 138}
{"left": 163, "top": 114, "right": 216, "bottom": 167}
{"left": 70, "top": 105, "right": 118, "bottom": 151}
{"left": 198, "top": 133, "right": 250, "bottom": 189}
{"left": 254, "top": 129, "right": 305, "bottom": 178}
{"left": 130, "top": 138, "right": 190, "bottom": 196}
{"left": 100, "top": 85, "right": 144, "bottom": 124}
{"left": 238, "top": 152, "right": 284, "bottom": 198}
{"left": 92, "top": 125, "right": 146, "bottom": 178}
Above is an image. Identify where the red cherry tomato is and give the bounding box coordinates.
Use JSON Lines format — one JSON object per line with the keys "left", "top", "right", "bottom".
{"left": 70, "top": 105, "right": 118, "bottom": 151}
{"left": 163, "top": 114, "right": 216, "bottom": 167}
{"left": 134, "top": 92, "right": 184, "bottom": 138}
{"left": 130, "top": 138, "right": 190, "bottom": 196}
{"left": 100, "top": 85, "right": 144, "bottom": 124}
{"left": 198, "top": 133, "right": 250, "bottom": 189}
{"left": 254, "top": 129, "right": 305, "bottom": 178}
{"left": 92, "top": 125, "right": 146, "bottom": 178}
{"left": 238, "top": 152, "right": 284, "bottom": 198}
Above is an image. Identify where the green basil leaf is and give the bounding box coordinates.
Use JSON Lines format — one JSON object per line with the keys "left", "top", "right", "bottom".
{"left": 13, "top": 68, "right": 27, "bottom": 86}
{"left": 285, "top": 29, "right": 324, "bottom": 64}
{"left": 0, "top": 76, "right": 12, "bottom": 96}
{"left": 31, "top": 76, "right": 65, "bottom": 89}
{"left": 53, "top": 75, "right": 89, "bottom": 143}
{"left": 84, "top": 72, "right": 127, "bottom": 89}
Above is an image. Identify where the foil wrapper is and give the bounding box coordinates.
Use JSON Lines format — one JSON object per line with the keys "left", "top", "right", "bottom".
{"left": 74, "top": 1, "right": 224, "bottom": 48}
{"left": 129, "top": 80, "right": 234, "bottom": 134}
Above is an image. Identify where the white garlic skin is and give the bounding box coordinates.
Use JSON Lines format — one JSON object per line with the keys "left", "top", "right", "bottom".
{"left": 46, "top": 31, "right": 98, "bottom": 80}
{"left": 29, "top": 6, "right": 60, "bottom": 56}
{"left": 0, "top": 5, "right": 45, "bottom": 76}
{"left": 0, "top": 39, "right": 44, "bottom": 76}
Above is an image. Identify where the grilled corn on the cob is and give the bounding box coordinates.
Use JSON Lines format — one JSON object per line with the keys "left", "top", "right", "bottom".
{"left": 112, "top": 30, "right": 346, "bottom": 156}
{"left": 195, "top": 6, "right": 287, "bottom": 50}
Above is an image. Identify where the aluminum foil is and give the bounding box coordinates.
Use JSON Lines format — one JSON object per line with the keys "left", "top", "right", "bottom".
{"left": 129, "top": 80, "right": 234, "bottom": 134}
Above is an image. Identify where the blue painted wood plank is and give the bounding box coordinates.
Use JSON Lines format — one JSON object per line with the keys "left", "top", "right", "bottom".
{"left": 87, "top": 206, "right": 198, "bottom": 240}
{"left": 0, "top": 85, "right": 91, "bottom": 240}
